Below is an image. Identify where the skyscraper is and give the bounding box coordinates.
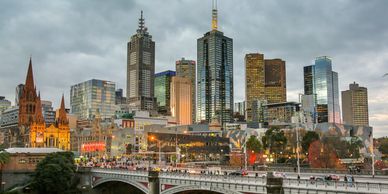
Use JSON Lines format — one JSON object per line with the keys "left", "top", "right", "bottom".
{"left": 197, "top": 2, "right": 233, "bottom": 126}
{"left": 245, "top": 53, "right": 265, "bottom": 121}
{"left": 303, "top": 56, "right": 341, "bottom": 123}
{"left": 176, "top": 58, "right": 196, "bottom": 123}
{"left": 245, "top": 53, "right": 287, "bottom": 121}
{"left": 264, "top": 59, "right": 286, "bottom": 103}
{"left": 342, "top": 82, "right": 369, "bottom": 126}
{"left": 154, "top": 70, "right": 176, "bottom": 115}
{"left": 170, "top": 76, "right": 192, "bottom": 125}
{"left": 70, "top": 79, "right": 116, "bottom": 120}
{"left": 127, "top": 11, "right": 156, "bottom": 111}
{"left": 0, "top": 96, "right": 11, "bottom": 114}
{"left": 15, "top": 84, "right": 24, "bottom": 106}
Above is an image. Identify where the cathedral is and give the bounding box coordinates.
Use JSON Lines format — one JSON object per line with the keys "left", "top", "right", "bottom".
{"left": 18, "top": 58, "right": 70, "bottom": 150}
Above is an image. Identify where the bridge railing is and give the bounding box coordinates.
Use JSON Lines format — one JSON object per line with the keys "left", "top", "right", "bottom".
{"left": 159, "top": 172, "right": 267, "bottom": 185}
{"left": 283, "top": 178, "right": 388, "bottom": 193}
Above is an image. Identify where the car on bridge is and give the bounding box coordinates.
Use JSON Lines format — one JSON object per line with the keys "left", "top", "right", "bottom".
{"left": 229, "top": 170, "right": 248, "bottom": 176}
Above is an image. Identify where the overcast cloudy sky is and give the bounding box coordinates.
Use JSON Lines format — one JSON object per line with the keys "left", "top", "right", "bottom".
{"left": 0, "top": 0, "right": 387, "bottom": 136}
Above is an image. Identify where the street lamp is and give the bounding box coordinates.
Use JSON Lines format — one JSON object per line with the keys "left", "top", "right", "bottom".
{"left": 150, "top": 136, "right": 162, "bottom": 166}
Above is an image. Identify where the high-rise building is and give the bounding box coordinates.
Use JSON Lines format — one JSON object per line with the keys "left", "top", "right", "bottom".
{"left": 234, "top": 101, "right": 245, "bottom": 116}
{"left": 170, "top": 76, "right": 192, "bottom": 125}
{"left": 342, "top": 82, "right": 369, "bottom": 126}
{"left": 15, "top": 84, "right": 24, "bottom": 106}
{"left": 127, "top": 11, "right": 156, "bottom": 111}
{"left": 265, "top": 59, "right": 286, "bottom": 103}
{"left": 245, "top": 53, "right": 287, "bottom": 121}
{"left": 0, "top": 96, "right": 11, "bottom": 114}
{"left": 197, "top": 2, "right": 233, "bottom": 126}
{"left": 176, "top": 58, "right": 196, "bottom": 123}
{"left": 70, "top": 79, "right": 116, "bottom": 120}
{"left": 115, "top": 89, "right": 127, "bottom": 105}
{"left": 303, "top": 56, "right": 341, "bottom": 123}
{"left": 245, "top": 53, "right": 265, "bottom": 121}
{"left": 41, "top": 100, "right": 56, "bottom": 126}
{"left": 154, "top": 70, "right": 176, "bottom": 115}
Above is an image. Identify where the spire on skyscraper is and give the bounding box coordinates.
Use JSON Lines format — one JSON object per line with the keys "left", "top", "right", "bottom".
{"left": 212, "top": 0, "right": 218, "bottom": 30}
{"left": 137, "top": 10, "right": 148, "bottom": 35}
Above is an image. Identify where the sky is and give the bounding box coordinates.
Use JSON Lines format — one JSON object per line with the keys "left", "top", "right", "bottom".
{"left": 0, "top": 0, "right": 387, "bottom": 136}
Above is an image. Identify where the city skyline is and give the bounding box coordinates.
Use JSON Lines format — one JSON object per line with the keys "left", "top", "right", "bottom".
{"left": 0, "top": 0, "right": 387, "bottom": 136}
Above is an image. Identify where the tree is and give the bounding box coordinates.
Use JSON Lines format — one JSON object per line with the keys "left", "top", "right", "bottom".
{"left": 246, "top": 135, "right": 262, "bottom": 153}
{"left": 262, "top": 127, "right": 287, "bottom": 162}
{"left": 301, "top": 131, "right": 319, "bottom": 153}
{"left": 378, "top": 137, "right": 388, "bottom": 155}
{"left": 0, "top": 145, "right": 10, "bottom": 193}
{"left": 31, "top": 152, "right": 78, "bottom": 194}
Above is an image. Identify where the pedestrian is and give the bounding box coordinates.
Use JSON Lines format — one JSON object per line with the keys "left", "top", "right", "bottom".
{"left": 344, "top": 175, "right": 348, "bottom": 186}
{"left": 297, "top": 174, "right": 300, "bottom": 183}
{"left": 348, "top": 176, "right": 352, "bottom": 187}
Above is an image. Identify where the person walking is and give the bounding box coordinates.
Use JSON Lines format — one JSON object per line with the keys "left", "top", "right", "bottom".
{"left": 344, "top": 175, "right": 348, "bottom": 187}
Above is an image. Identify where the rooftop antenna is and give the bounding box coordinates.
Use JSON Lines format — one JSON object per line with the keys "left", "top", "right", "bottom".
{"left": 212, "top": 0, "right": 218, "bottom": 30}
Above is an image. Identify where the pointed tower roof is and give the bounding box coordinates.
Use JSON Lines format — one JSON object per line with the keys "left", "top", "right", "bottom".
{"left": 34, "top": 92, "right": 45, "bottom": 124}
{"left": 136, "top": 10, "right": 149, "bottom": 35}
{"left": 57, "top": 94, "right": 68, "bottom": 125}
{"left": 25, "top": 57, "right": 35, "bottom": 90}
{"left": 211, "top": 0, "right": 218, "bottom": 30}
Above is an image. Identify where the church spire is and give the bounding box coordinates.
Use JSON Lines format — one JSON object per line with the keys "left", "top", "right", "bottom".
{"left": 25, "top": 57, "right": 35, "bottom": 90}
{"left": 57, "top": 94, "right": 68, "bottom": 125}
{"left": 34, "top": 92, "right": 44, "bottom": 124}
{"left": 211, "top": 0, "right": 218, "bottom": 30}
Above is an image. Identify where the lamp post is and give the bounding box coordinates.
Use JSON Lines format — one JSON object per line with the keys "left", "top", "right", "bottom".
{"left": 150, "top": 136, "right": 162, "bottom": 166}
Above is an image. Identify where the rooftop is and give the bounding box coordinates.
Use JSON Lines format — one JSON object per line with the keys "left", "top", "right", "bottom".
{"left": 5, "top": 147, "right": 64, "bottom": 154}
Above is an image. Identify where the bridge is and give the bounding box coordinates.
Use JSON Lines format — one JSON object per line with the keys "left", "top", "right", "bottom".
{"left": 77, "top": 167, "right": 388, "bottom": 194}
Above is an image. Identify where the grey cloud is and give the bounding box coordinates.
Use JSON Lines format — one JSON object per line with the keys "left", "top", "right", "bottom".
{"left": 0, "top": 0, "right": 387, "bottom": 136}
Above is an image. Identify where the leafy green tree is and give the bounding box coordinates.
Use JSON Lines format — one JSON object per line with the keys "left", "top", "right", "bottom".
{"left": 262, "top": 127, "right": 287, "bottom": 155}
{"left": 246, "top": 135, "right": 262, "bottom": 153}
{"left": 378, "top": 137, "right": 388, "bottom": 155}
{"left": 31, "top": 152, "right": 78, "bottom": 194}
{"left": 301, "top": 131, "right": 319, "bottom": 153}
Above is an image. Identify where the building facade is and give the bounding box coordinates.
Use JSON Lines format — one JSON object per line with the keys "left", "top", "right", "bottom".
{"left": 234, "top": 101, "right": 245, "bottom": 117}
{"left": 127, "top": 11, "right": 156, "bottom": 111}
{"left": 245, "top": 53, "right": 287, "bottom": 122}
{"left": 170, "top": 76, "right": 192, "bottom": 125}
{"left": 197, "top": 4, "right": 233, "bottom": 126}
{"left": 342, "top": 82, "right": 369, "bottom": 126}
{"left": 264, "top": 59, "right": 286, "bottom": 103}
{"left": 176, "top": 58, "right": 196, "bottom": 123}
{"left": 70, "top": 79, "right": 116, "bottom": 120}
{"left": 303, "top": 56, "right": 341, "bottom": 123}
{"left": 17, "top": 59, "right": 70, "bottom": 150}
{"left": 154, "top": 70, "right": 176, "bottom": 115}
{"left": 15, "top": 84, "right": 24, "bottom": 106}
{"left": 115, "top": 88, "right": 127, "bottom": 105}
{"left": 245, "top": 53, "right": 265, "bottom": 121}
{"left": 41, "top": 100, "right": 55, "bottom": 126}
{"left": 0, "top": 96, "right": 11, "bottom": 114}
{"left": 264, "top": 102, "right": 300, "bottom": 124}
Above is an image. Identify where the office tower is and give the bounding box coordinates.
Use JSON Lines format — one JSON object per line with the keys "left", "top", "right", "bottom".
{"left": 197, "top": 2, "right": 233, "bottom": 126}
{"left": 127, "top": 11, "right": 156, "bottom": 111}
{"left": 176, "top": 58, "right": 196, "bottom": 123}
{"left": 234, "top": 101, "right": 245, "bottom": 116}
{"left": 342, "top": 82, "right": 369, "bottom": 126}
{"left": 154, "top": 70, "right": 176, "bottom": 115}
{"left": 245, "top": 53, "right": 265, "bottom": 121}
{"left": 41, "top": 100, "right": 56, "bottom": 126}
{"left": 0, "top": 96, "right": 11, "bottom": 114}
{"left": 303, "top": 56, "right": 341, "bottom": 123}
{"left": 264, "top": 59, "right": 286, "bottom": 103}
{"left": 170, "top": 76, "right": 192, "bottom": 125}
{"left": 15, "top": 84, "right": 24, "bottom": 106}
{"left": 70, "top": 79, "right": 116, "bottom": 120}
{"left": 245, "top": 53, "right": 287, "bottom": 122}
{"left": 115, "top": 89, "right": 127, "bottom": 105}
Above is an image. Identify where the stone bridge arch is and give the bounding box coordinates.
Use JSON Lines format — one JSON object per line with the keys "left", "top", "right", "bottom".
{"left": 162, "top": 184, "right": 242, "bottom": 194}
{"left": 93, "top": 177, "right": 148, "bottom": 194}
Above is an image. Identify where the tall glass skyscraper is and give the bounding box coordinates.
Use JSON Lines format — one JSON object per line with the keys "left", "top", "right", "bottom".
{"left": 127, "top": 11, "right": 156, "bottom": 111}
{"left": 303, "top": 56, "right": 341, "bottom": 123}
{"left": 154, "top": 70, "right": 176, "bottom": 115}
{"left": 70, "top": 79, "right": 116, "bottom": 120}
{"left": 197, "top": 2, "right": 233, "bottom": 126}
